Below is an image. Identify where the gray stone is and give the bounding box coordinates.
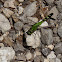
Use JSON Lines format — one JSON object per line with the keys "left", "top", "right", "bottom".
{"left": 23, "top": 24, "right": 31, "bottom": 32}
{"left": 49, "top": 58, "right": 56, "bottom": 62}
{"left": 0, "top": 2, "right": 3, "bottom": 8}
{"left": 23, "top": 1, "right": 37, "bottom": 17}
{"left": 0, "top": 47, "right": 15, "bottom": 62}
{"left": 14, "top": 21, "right": 23, "bottom": 30}
{"left": 18, "top": 6, "right": 24, "bottom": 14}
{"left": 45, "top": 0, "right": 54, "bottom": 4}
{"left": 57, "top": 54, "right": 62, "bottom": 60}
{"left": 47, "top": 51, "right": 56, "bottom": 59}
{"left": 2, "top": 8, "right": 14, "bottom": 18}
{"left": 25, "top": 51, "right": 32, "bottom": 60}
{"left": 8, "top": 30, "right": 16, "bottom": 40}
{"left": 27, "top": 17, "right": 38, "bottom": 25}
{"left": 54, "top": 42, "right": 62, "bottom": 55}
{"left": 58, "top": 26, "right": 62, "bottom": 37}
{"left": 16, "top": 53, "right": 26, "bottom": 61}
{"left": 53, "top": 28, "right": 58, "bottom": 34}
{"left": 55, "top": 0, "right": 62, "bottom": 12}
{"left": 19, "top": 1, "right": 38, "bottom": 23}
{"left": 56, "top": 58, "right": 61, "bottom": 62}
{"left": 49, "top": 20, "right": 55, "bottom": 27}
{"left": 57, "top": 13, "right": 62, "bottom": 20}
{"left": 41, "top": 28, "right": 53, "bottom": 45}
{"left": 53, "top": 36, "right": 60, "bottom": 43}
{"left": 42, "top": 48, "right": 51, "bottom": 57}
{"left": 0, "top": 14, "right": 11, "bottom": 32}
{"left": 20, "top": 16, "right": 38, "bottom": 24}
{"left": 34, "top": 56, "right": 42, "bottom": 62}
{"left": 14, "top": 43, "right": 25, "bottom": 51}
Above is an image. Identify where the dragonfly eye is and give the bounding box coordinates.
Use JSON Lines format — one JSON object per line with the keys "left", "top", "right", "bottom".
{"left": 48, "top": 13, "right": 53, "bottom": 18}
{"left": 50, "top": 13, "right": 53, "bottom": 16}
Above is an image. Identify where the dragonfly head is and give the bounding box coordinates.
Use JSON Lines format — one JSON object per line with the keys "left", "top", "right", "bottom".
{"left": 48, "top": 13, "right": 53, "bottom": 17}
{"left": 48, "top": 13, "right": 55, "bottom": 20}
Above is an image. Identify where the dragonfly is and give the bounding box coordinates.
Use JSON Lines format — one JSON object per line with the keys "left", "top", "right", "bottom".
{"left": 26, "top": 13, "right": 55, "bottom": 35}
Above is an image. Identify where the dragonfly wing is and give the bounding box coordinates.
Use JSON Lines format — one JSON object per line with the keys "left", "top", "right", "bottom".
{"left": 39, "top": 20, "right": 48, "bottom": 27}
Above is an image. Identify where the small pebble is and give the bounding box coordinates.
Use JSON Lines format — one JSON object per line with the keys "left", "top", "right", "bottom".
{"left": 47, "top": 45, "right": 54, "bottom": 50}
{"left": 53, "top": 36, "right": 60, "bottom": 43}
{"left": 53, "top": 28, "right": 58, "bottom": 34}
{"left": 0, "top": 43, "right": 4, "bottom": 47}
{"left": 44, "top": 59, "right": 49, "bottom": 62}
{"left": 42, "top": 48, "right": 51, "bottom": 57}
{"left": 54, "top": 42, "right": 62, "bottom": 55}
{"left": 47, "top": 51, "right": 56, "bottom": 59}
{"left": 34, "top": 56, "right": 42, "bottom": 62}
{"left": 2, "top": 8, "right": 14, "bottom": 18}
{"left": 0, "top": 14, "right": 11, "bottom": 32}
{"left": 4, "top": 0, "right": 16, "bottom": 8}
{"left": 27, "top": 17, "right": 38, "bottom": 23}
{"left": 25, "top": 51, "right": 32, "bottom": 60}
{"left": 56, "top": 58, "right": 61, "bottom": 62}
{"left": 16, "top": 53, "right": 26, "bottom": 61}
{"left": 14, "top": 21, "right": 24, "bottom": 30}
{"left": 41, "top": 28, "right": 53, "bottom": 45}
{"left": 18, "top": 0, "right": 24, "bottom": 2}
{"left": 18, "top": 6, "right": 24, "bottom": 14}
{"left": 58, "top": 26, "right": 62, "bottom": 37}
{"left": 34, "top": 51, "right": 41, "bottom": 57}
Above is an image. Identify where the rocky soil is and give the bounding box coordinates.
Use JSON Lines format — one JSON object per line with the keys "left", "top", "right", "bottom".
{"left": 0, "top": 0, "right": 62, "bottom": 62}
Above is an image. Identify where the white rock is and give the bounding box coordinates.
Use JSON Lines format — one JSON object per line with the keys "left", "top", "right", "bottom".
{"left": 49, "top": 58, "right": 56, "bottom": 62}
{"left": 0, "top": 14, "right": 11, "bottom": 32}
{"left": 4, "top": 0, "right": 16, "bottom": 8}
{"left": 18, "top": 0, "right": 24, "bottom": 2}
{"left": 18, "top": 6, "right": 24, "bottom": 14}
{"left": 48, "top": 58, "right": 61, "bottom": 62}
{"left": 56, "top": 58, "right": 61, "bottom": 62}
{"left": 47, "top": 51, "right": 56, "bottom": 59}
{"left": 26, "top": 31, "right": 41, "bottom": 48}
{"left": 47, "top": 45, "right": 54, "bottom": 50}
{"left": 39, "top": 20, "right": 48, "bottom": 27}
{"left": 2, "top": 8, "right": 14, "bottom": 17}
{"left": 48, "top": 6, "right": 58, "bottom": 19}
{"left": 0, "top": 47, "right": 15, "bottom": 62}
{"left": 44, "top": 59, "right": 49, "bottom": 62}
{"left": 25, "top": 51, "right": 32, "bottom": 60}
{"left": 24, "top": 1, "right": 37, "bottom": 16}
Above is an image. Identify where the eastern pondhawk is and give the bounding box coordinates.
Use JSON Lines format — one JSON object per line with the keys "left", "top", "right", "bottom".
{"left": 26, "top": 13, "right": 55, "bottom": 35}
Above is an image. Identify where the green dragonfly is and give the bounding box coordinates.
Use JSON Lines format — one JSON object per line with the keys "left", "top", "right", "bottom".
{"left": 26, "top": 13, "right": 55, "bottom": 35}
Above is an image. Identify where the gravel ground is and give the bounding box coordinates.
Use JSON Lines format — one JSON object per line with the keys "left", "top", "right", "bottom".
{"left": 0, "top": 0, "right": 62, "bottom": 62}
